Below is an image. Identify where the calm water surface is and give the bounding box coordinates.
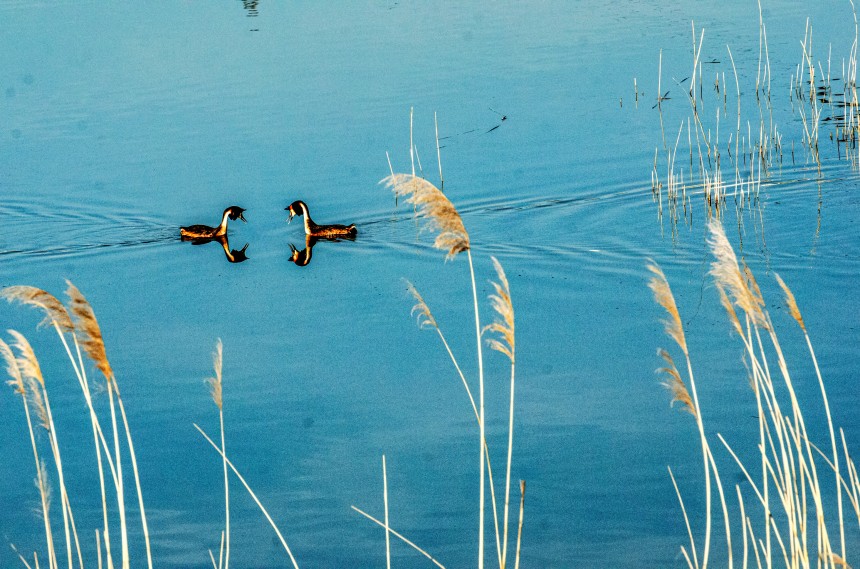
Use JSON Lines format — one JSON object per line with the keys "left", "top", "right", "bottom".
{"left": 1, "top": 1, "right": 859, "bottom": 567}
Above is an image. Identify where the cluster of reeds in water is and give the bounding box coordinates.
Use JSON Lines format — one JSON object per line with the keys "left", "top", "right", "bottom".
{"left": 0, "top": 116, "right": 525, "bottom": 568}
{"left": 649, "top": 219, "right": 860, "bottom": 569}
{"left": 647, "top": 1, "right": 860, "bottom": 233}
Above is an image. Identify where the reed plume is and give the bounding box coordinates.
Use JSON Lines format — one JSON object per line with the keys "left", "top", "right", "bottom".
{"left": 707, "top": 221, "right": 767, "bottom": 329}
{"left": 647, "top": 262, "right": 688, "bottom": 355}
{"left": 406, "top": 281, "right": 438, "bottom": 331}
{"left": 484, "top": 257, "right": 515, "bottom": 364}
{"left": 8, "top": 330, "right": 50, "bottom": 430}
{"left": 383, "top": 174, "right": 470, "bottom": 259}
{"left": 65, "top": 281, "right": 113, "bottom": 383}
{"left": 774, "top": 273, "right": 805, "bottom": 332}
{"left": 1, "top": 286, "right": 74, "bottom": 332}
{"left": 1, "top": 336, "right": 57, "bottom": 568}
{"left": 657, "top": 348, "right": 696, "bottom": 418}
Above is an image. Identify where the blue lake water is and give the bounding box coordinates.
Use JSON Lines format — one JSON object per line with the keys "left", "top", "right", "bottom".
{"left": 1, "top": 1, "right": 859, "bottom": 567}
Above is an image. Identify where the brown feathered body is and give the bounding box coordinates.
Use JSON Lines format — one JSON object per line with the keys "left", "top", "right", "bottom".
{"left": 286, "top": 200, "right": 357, "bottom": 239}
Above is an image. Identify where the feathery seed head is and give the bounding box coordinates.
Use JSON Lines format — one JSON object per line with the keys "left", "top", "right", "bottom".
{"left": 1, "top": 286, "right": 74, "bottom": 332}
{"left": 657, "top": 348, "right": 697, "bottom": 418}
{"left": 774, "top": 273, "right": 805, "bottom": 332}
{"left": 7, "top": 331, "right": 50, "bottom": 429}
{"left": 8, "top": 330, "right": 45, "bottom": 389}
{"left": 716, "top": 283, "right": 744, "bottom": 338}
{"left": 405, "top": 280, "right": 438, "bottom": 330}
{"left": 0, "top": 337, "right": 25, "bottom": 395}
{"left": 382, "top": 174, "right": 470, "bottom": 259}
{"left": 647, "top": 261, "right": 688, "bottom": 355}
{"left": 65, "top": 281, "right": 113, "bottom": 382}
{"left": 206, "top": 339, "right": 224, "bottom": 410}
{"left": 483, "top": 257, "right": 515, "bottom": 363}
{"left": 707, "top": 220, "right": 767, "bottom": 329}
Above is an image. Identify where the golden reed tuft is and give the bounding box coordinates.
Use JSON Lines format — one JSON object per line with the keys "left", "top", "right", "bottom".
{"left": 1, "top": 286, "right": 74, "bottom": 332}
{"left": 64, "top": 281, "right": 113, "bottom": 382}
{"left": 405, "top": 280, "right": 438, "bottom": 331}
{"left": 484, "top": 257, "right": 515, "bottom": 363}
{"left": 707, "top": 220, "right": 767, "bottom": 329}
{"left": 383, "top": 174, "right": 470, "bottom": 259}
{"left": 7, "top": 330, "right": 50, "bottom": 429}
{"left": 657, "top": 348, "right": 697, "bottom": 418}
{"left": 646, "top": 262, "right": 688, "bottom": 355}
{"left": 0, "top": 337, "right": 25, "bottom": 395}
{"left": 774, "top": 274, "right": 806, "bottom": 332}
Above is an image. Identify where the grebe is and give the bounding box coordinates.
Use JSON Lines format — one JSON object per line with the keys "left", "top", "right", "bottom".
{"left": 286, "top": 200, "right": 357, "bottom": 238}
{"left": 180, "top": 206, "right": 246, "bottom": 240}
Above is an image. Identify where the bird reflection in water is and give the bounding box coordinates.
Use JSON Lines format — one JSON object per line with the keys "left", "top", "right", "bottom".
{"left": 182, "top": 234, "right": 250, "bottom": 264}
{"left": 287, "top": 233, "right": 355, "bottom": 267}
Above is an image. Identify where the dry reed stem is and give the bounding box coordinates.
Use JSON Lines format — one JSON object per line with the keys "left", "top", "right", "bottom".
{"left": 351, "top": 506, "right": 446, "bottom": 569}
{"left": 1, "top": 286, "right": 74, "bottom": 332}
{"left": 382, "top": 174, "right": 470, "bottom": 259}
{"left": 64, "top": 282, "right": 113, "bottom": 384}
{"left": 383, "top": 456, "right": 391, "bottom": 569}
{"left": 205, "top": 339, "right": 229, "bottom": 569}
{"left": 193, "top": 424, "right": 300, "bottom": 569}
{"left": 669, "top": 466, "right": 699, "bottom": 569}
{"left": 514, "top": 480, "right": 525, "bottom": 569}
{"left": 484, "top": 257, "right": 518, "bottom": 568}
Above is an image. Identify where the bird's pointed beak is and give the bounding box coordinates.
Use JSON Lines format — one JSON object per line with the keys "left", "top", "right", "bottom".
{"left": 239, "top": 211, "right": 247, "bottom": 223}
{"left": 286, "top": 206, "right": 294, "bottom": 224}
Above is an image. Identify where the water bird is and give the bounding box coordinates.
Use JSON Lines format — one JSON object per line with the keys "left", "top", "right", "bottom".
{"left": 180, "top": 206, "right": 246, "bottom": 240}
{"left": 286, "top": 200, "right": 357, "bottom": 238}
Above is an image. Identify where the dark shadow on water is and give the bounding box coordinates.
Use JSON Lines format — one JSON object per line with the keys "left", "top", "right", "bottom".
{"left": 288, "top": 234, "right": 356, "bottom": 267}
{"left": 182, "top": 234, "right": 250, "bottom": 264}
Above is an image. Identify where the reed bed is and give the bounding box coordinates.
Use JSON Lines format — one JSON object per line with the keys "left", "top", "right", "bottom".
{"left": 0, "top": 286, "right": 298, "bottom": 569}
{"left": 647, "top": 2, "right": 860, "bottom": 232}
{"left": 649, "top": 219, "right": 857, "bottom": 569}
